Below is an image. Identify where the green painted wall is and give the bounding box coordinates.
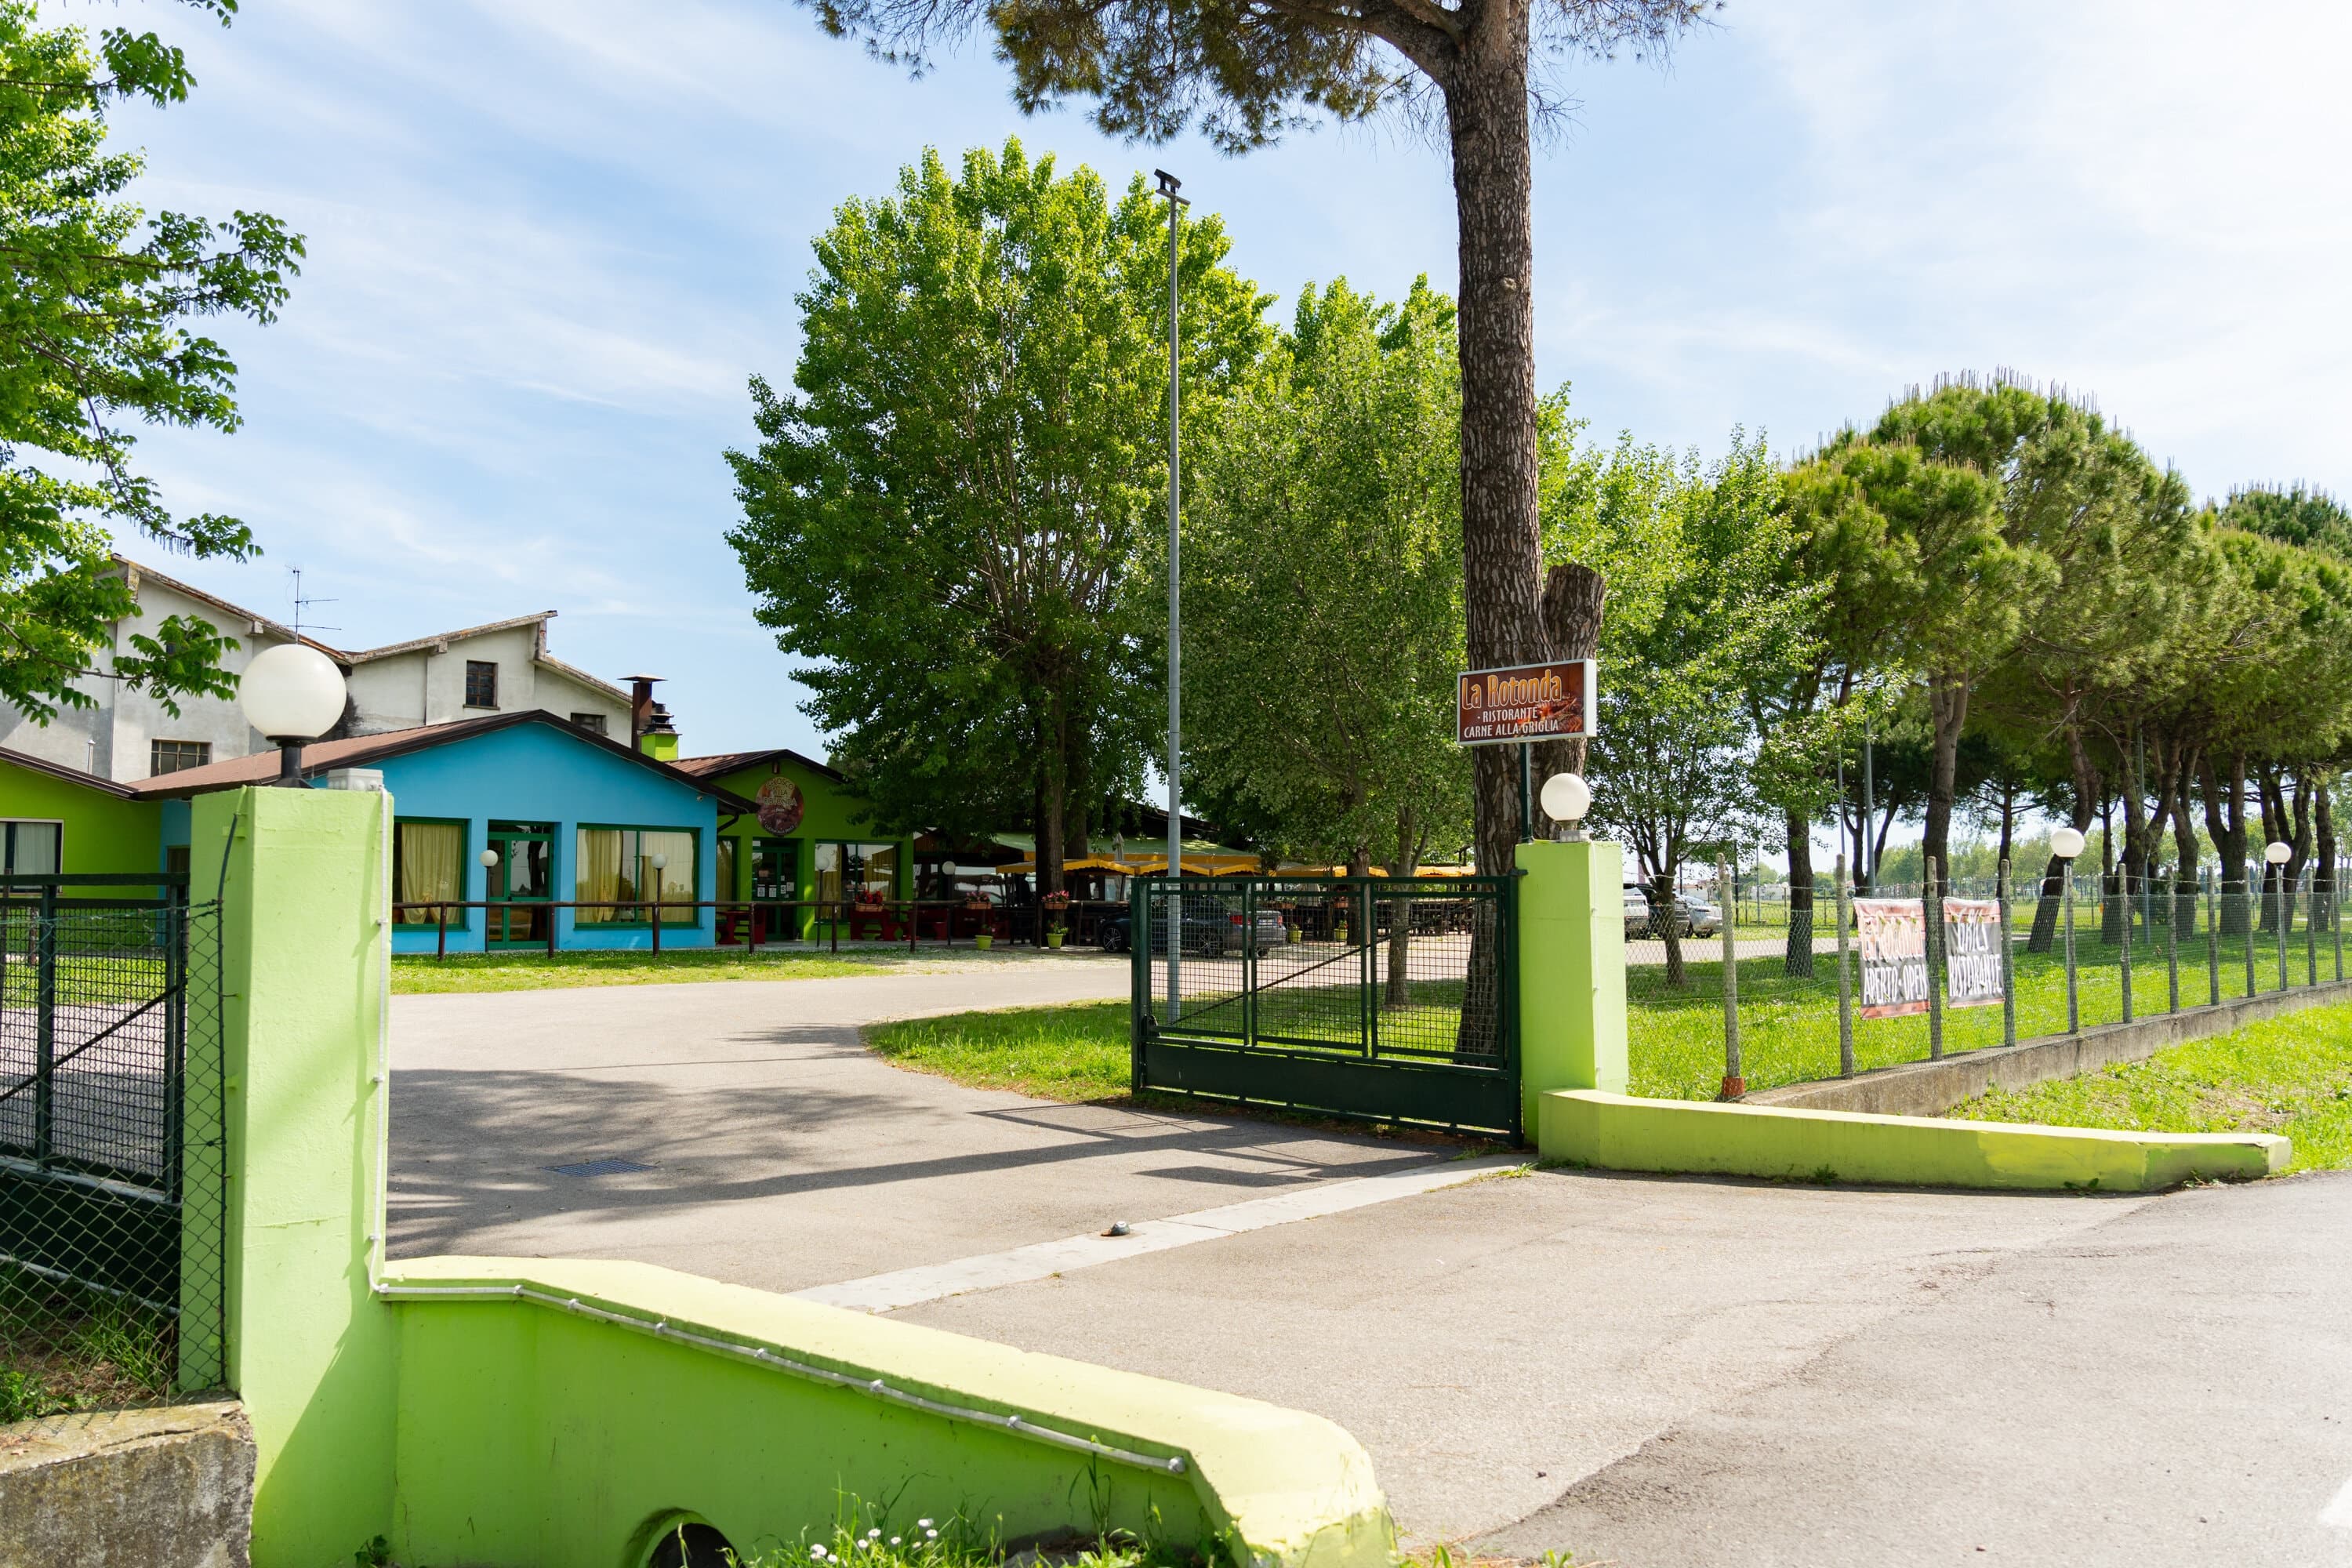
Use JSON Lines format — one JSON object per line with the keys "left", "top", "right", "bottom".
{"left": 1539, "top": 1088, "right": 2288, "bottom": 1190}
{"left": 383, "top": 1258, "right": 1392, "bottom": 1568}
{"left": 708, "top": 754, "right": 911, "bottom": 911}
{"left": 0, "top": 754, "right": 161, "bottom": 877}
{"left": 1515, "top": 839, "right": 1628, "bottom": 1130}
{"left": 195, "top": 786, "right": 399, "bottom": 1565}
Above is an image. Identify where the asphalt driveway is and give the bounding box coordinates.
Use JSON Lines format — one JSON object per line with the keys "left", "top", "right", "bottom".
{"left": 386, "top": 957, "right": 1455, "bottom": 1290}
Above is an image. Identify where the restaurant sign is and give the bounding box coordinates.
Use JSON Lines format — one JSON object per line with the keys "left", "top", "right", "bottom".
{"left": 1854, "top": 898, "right": 1929, "bottom": 1018}
{"left": 1455, "top": 659, "right": 1598, "bottom": 747}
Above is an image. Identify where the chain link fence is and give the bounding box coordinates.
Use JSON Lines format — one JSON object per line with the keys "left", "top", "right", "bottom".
{"left": 2, "top": 880, "right": 227, "bottom": 1425}
{"left": 1623, "top": 858, "right": 2350, "bottom": 1102}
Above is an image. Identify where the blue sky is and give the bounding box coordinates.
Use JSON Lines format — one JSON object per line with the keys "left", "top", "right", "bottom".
{"left": 118, "top": 0, "right": 2352, "bottom": 760}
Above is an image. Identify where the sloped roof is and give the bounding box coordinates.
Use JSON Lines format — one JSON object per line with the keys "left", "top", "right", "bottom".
{"left": 674, "top": 747, "right": 844, "bottom": 785}
{"left": 125, "top": 710, "right": 757, "bottom": 811}
{"left": 0, "top": 745, "right": 138, "bottom": 799}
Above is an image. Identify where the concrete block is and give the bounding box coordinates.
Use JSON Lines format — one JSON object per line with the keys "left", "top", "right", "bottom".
{"left": 0, "top": 1400, "right": 254, "bottom": 1568}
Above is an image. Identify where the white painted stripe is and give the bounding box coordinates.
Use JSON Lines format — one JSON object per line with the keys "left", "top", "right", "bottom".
{"left": 2321, "top": 1472, "right": 2352, "bottom": 1530}
{"left": 795, "top": 1153, "right": 1525, "bottom": 1314}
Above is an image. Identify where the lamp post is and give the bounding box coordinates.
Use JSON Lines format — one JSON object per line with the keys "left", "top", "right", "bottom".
{"left": 2052, "top": 826, "right": 2085, "bottom": 1033}
{"left": 2265, "top": 839, "right": 2292, "bottom": 991}
{"left": 238, "top": 643, "right": 347, "bottom": 786}
{"left": 1156, "top": 167, "right": 1188, "bottom": 1021}
{"left": 1538, "top": 772, "right": 1591, "bottom": 841}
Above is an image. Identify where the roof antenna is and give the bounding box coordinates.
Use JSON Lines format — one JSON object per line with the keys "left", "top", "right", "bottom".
{"left": 289, "top": 566, "right": 339, "bottom": 641}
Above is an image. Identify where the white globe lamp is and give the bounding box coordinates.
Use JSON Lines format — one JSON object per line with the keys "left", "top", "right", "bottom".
{"left": 1539, "top": 773, "right": 1592, "bottom": 841}
{"left": 238, "top": 644, "right": 347, "bottom": 786}
{"left": 478, "top": 849, "right": 499, "bottom": 869}
{"left": 2049, "top": 826, "right": 2085, "bottom": 862}
{"left": 2264, "top": 840, "right": 2292, "bottom": 866}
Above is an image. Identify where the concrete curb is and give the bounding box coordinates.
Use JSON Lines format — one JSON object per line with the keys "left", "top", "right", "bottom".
{"left": 1538, "top": 1090, "right": 2289, "bottom": 1191}
{"left": 1749, "top": 977, "right": 2352, "bottom": 1118}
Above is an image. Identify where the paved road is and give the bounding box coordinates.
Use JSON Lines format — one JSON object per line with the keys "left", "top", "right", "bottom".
{"left": 901, "top": 1170, "right": 2352, "bottom": 1566}
{"left": 386, "top": 960, "right": 1454, "bottom": 1290}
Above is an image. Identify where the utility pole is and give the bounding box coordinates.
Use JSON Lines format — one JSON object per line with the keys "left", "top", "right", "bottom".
{"left": 1156, "top": 169, "right": 1187, "bottom": 1017}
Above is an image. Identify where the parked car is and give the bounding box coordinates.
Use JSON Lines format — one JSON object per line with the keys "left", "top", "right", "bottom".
{"left": 1622, "top": 884, "right": 1722, "bottom": 940}
{"left": 1099, "top": 898, "right": 1285, "bottom": 958}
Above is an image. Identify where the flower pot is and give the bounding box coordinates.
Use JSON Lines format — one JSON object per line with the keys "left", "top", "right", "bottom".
{"left": 1334, "top": 926, "right": 1349, "bottom": 946}
{"left": 975, "top": 933, "right": 993, "bottom": 950}
{"left": 1287, "top": 925, "right": 1301, "bottom": 944}
{"left": 1047, "top": 931, "right": 1065, "bottom": 949}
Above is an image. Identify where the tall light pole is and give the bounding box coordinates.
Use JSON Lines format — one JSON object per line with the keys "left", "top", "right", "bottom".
{"left": 1156, "top": 168, "right": 1187, "bottom": 1017}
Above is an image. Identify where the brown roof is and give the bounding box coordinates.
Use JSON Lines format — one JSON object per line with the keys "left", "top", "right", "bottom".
{"left": 674, "top": 746, "right": 844, "bottom": 784}
{"left": 0, "top": 745, "right": 137, "bottom": 799}
{"left": 125, "top": 710, "right": 758, "bottom": 811}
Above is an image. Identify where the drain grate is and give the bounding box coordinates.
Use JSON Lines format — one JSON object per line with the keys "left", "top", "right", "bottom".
{"left": 548, "top": 1157, "right": 654, "bottom": 1178}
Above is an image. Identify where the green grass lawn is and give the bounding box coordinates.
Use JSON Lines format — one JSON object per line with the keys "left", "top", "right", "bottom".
{"left": 391, "top": 947, "right": 902, "bottom": 993}
{"left": 1947, "top": 1000, "right": 2352, "bottom": 1171}
{"left": 866, "top": 926, "right": 2352, "bottom": 1125}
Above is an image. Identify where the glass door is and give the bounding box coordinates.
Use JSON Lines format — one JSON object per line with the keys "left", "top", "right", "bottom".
{"left": 487, "top": 821, "right": 554, "bottom": 947}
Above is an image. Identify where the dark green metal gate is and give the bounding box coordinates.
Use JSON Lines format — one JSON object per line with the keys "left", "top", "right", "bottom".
{"left": 1130, "top": 874, "right": 1519, "bottom": 1139}
{"left": 2, "top": 873, "right": 227, "bottom": 1396}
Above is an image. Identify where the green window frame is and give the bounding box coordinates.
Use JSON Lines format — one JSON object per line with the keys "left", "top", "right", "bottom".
{"left": 392, "top": 817, "right": 469, "bottom": 929}
{"left": 575, "top": 825, "right": 699, "bottom": 925}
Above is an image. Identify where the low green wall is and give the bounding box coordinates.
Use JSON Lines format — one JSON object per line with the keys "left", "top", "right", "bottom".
{"left": 1539, "top": 1089, "right": 2289, "bottom": 1191}
{"left": 382, "top": 1258, "right": 1389, "bottom": 1568}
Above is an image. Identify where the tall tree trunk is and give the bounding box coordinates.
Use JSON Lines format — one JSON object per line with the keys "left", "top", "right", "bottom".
{"left": 1653, "top": 868, "right": 1686, "bottom": 987}
{"left": 1531, "top": 561, "right": 1604, "bottom": 820}
{"left": 2170, "top": 750, "right": 2201, "bottom": 932}
{"left": 1446, "top": 35, "right": 1544, "bottom": 1055}
{"left": 1036, "top": 698, "right": 1069, "bottom": 943}
{"left": 2317, "top": 775, "right": 2338, "bottom": 936}
{"left": 1922, "top": 673, "right": 1968, "bottom": 892}
{"left": 1783, "top": 804, "right": 1814, "bottom": 978}
{"left": 2030, "top": 721, "right": 2101, "bottom": 953}
{"left": 2202, "top": 750, "right": 2250, "bottom": 938}
{"left": 1450, "top": 34, "right": 1546, "bottom": 880}
{"left": 2256, "top": 766, "right": 2288, "bottom": 932}
{"left": 1386, "top": 806, "right": 1419, "bottom": 1009}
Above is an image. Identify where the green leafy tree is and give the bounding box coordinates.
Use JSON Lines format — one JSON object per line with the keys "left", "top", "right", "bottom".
{"left": 727, "top": 142, "right": 1267, "bottom": 894}
{"left": 1175, "top": 278, "right": 1469, "bottom": 1001}
{"left": 0, "top": 0, "right": 303, "bottom": 722}
{"left": 778, "top": 0, "right": 1715, "bottom": 877}
{"left": 1570, "top": 430, "right": 1810, "bottom": 985}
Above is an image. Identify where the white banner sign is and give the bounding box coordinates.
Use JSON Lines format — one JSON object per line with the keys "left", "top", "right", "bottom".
{"left": 1942, "top": 898, "right": 2005, "bottom": 1008}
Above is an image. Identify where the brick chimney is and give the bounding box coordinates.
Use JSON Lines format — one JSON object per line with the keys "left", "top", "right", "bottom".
{"left": 623, "top": 675, "right": 662, "bottom": 754}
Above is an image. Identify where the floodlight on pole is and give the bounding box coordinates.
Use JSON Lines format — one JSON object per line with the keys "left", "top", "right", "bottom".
{"left": 238, "top": 643, "right": 347, "bottom": 786}
{"left": 1156, "top": 166, "right": 1188, "bottom": 1020}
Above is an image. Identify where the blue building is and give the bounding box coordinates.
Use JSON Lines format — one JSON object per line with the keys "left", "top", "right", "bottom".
{"left": 132, "top": 711, "right": 757, "bottom": 953}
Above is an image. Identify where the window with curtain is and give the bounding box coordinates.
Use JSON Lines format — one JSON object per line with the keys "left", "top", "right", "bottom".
{"left": 575, "top": 827, "right": 697, "bottom": 924}
{"left": 393, "top": 819, "right": 464, "bottom": 926}
{"left": 815, "top": 841, "right": 897, "bottom": 902}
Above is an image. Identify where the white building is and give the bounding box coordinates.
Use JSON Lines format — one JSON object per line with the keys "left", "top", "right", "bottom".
{"left": 0, "top": 558, "right": 633, "bottom": 783}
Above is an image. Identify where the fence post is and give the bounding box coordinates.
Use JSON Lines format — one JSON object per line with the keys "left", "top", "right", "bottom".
{"left": 2165, "top": 869, "right": 2180, "bottom": 1014}
{"left": 2305, "top": 866, "right": 2318, "bottom": 986}
{"left": 2242, "top": 871, "right": 2256, "bottom": 1000}
{"left": 1129, "top": 876, "right": 1148, "bottom": 1092}
{"left": 1718, "top": 853, "right": 1741, "bottom": 1099}
{"left": 1516, "top": 839, "right": 1628, "bottom": 1143}
{"left": 2063, "top": 858, "right": 2079, "bottom": 1034}
{"left": 190, "top": 785, "right": 398, "bottom": 1559}
{"left": 33, "top": 882, "right": 56, "bottom": 1163}
{"left": 1998, "top": 857, "right": 2016, "bottom": 1048}
{"left": 2336, "top": 859, "right": 2345, "bottom": 983}
{"left": 1835, "top": 853, "right": 1855, "bottom": 1077}
{"left": 2206, "top": 865, "right": 2220, "bottom": 1006}
{"left": 2118, "top": 866, "right": 2134, "bottom": 1024}
{"left": 2276, "top": 869, "right": 2289, "bottom": 993}
{"left": 1924, "top": 855, "right": 1944, "bottom": 1061}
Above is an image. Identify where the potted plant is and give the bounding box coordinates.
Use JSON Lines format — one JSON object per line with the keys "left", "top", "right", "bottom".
{"left": 964, "top": 891, "right": 995, "bottom": 949}
{"left": 1042, "top": 889, "right": 1071, "bottom": 949}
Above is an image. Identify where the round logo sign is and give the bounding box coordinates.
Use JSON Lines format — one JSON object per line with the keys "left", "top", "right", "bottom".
{"left": 755, "top": 774, "right": 804, "bottom": 835}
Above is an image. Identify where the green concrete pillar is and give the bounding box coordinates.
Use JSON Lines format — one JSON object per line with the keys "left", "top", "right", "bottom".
{"left": 1516, "top": 839, "right": 1628, "bottom": 1133}
{"left": 195, "top": 786, "right": 398, "bottom": 1564}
